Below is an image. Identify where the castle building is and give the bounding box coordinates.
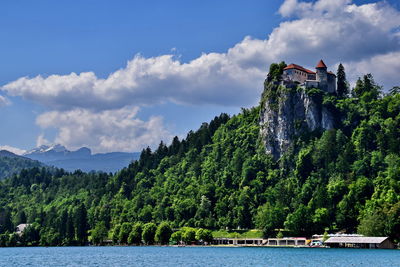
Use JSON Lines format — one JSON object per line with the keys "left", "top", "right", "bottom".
{"left": 282, "top": 60, "right": 336, "bottom": 93}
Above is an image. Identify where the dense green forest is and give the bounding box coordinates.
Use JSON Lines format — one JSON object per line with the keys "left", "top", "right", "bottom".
{"left": 0, "top": 65, "right": 399, "bottom": 246}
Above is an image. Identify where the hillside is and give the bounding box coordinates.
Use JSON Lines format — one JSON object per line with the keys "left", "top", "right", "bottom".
{"left": 0, "top": 65, "right": 399, "bottom": 246}
{"left": 0, "top": 151, "right": 43, "bottom": 180}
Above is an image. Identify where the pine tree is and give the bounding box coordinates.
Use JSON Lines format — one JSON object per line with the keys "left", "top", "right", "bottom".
{"left": 58, "top": 209, "right": 68, "bottom": 239}
{"left": 74, "top": 203, "right": 88, "bottom": 245}
{"left": 336, "top": 63, "right": 348, "bottom": 98}
{"left": 66, "top": 211, "right": 75, "bottom": 243}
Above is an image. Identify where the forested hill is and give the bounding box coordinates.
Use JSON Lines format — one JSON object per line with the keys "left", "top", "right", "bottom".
{"left": 0, "top": 66, "right": 399, "bottom": 246}
{"left": 0, "top": 151, "right": 43, "bottom": 180}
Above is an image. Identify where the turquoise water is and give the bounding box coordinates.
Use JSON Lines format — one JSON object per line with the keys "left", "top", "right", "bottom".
{"left": 0, "top": 246, "right": 399, "bottom": 267}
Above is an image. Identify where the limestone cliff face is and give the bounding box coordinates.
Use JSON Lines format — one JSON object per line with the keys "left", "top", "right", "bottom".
{"left": 259, "top": 82, "right": 334, "bottom": 160}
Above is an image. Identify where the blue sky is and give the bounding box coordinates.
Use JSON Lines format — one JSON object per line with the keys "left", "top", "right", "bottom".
{"left": 0, "top": 0, "right": 399, "bottom": 153}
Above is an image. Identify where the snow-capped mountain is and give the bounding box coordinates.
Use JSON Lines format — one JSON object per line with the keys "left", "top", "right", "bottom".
{"left": 25, "top": 144, "right": 69, "bottom": 155}
{"left": 23, "top": 144, "right": 139, "bottom": 173}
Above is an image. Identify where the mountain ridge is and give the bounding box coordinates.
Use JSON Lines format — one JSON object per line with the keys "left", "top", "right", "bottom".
{"left": 23, "top": 144, "right": 140, "bottom": 173}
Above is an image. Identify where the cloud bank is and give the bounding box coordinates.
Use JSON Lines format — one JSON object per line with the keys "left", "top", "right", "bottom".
{"left": 1, "top": 0, "right": 399, "bottom": 152}
{"left": 36, "top": 107, "right": 172, "bottom": 153}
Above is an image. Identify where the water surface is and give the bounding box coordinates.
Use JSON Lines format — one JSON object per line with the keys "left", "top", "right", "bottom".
{"left": 0, "top": 246, "right": 399, "bottom": 266}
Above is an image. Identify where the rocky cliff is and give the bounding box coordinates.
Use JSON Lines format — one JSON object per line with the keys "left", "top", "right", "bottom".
{"left": 259, "top": 81, "right": 335, "bottom": 160}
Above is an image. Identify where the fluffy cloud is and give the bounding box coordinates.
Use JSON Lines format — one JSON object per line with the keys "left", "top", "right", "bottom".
{"left": 35, "top": 106, "right": 172, "bottom": 153}
{"left": 2, "top": 54, "right": 265, "bottom": 111}
{"left": 0, "top": 95, "right": 10, "bottom": 107}
{"left": 2, "top": 0, "right": 399, "bottom": 113}
{"left": 36, "top": 134, "right": 51, "bottom": 147}
{"left": 1, "top": 0, "right": 399, "bottom": 152}
{"left": 279, "top": 0, "right": 353, "bottom": 18}
{"left": 0, "top": 145, "right": 26, "bottom": 155}
{"left": 272, "top": 0, "right": 400, "bottom": 65}
{"left": 345, "top": 51, "right": 400, "bottom": 89}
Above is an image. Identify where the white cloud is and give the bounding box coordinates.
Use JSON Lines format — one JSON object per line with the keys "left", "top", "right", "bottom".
{"left": 0, "top": 145, "right": 26, "bottom": 155}
{"left": 36, "top": 134, "right": 51, "bottom": 147}
{"left": 2, "top": 54, "right": 265, "bottom": 111}
{"left": 278, "top": 0, "right": 313, "bottom": 17}
{"left": 279, "top": 0, "right": 353, "bottom": 18}
{"left": 271, "top": 1, "right": 400, "bottom": 65}
{"left": 345, "top": 51, "right": 400, "bottom": 89}
{"left": 2, "top": 1, "right": 399, "bottom": 113}
{"left": 0, "top": 95, "right": 10, "bottom": 107}
{"left": 36, "top": 106, "right": 172, "bottom": 153}
{"left": 1, "top": 0, "right": 399, "bottom": 152}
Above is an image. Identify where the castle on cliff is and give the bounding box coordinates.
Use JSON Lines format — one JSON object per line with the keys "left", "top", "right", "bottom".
{"left": 282, "top": 60, "right": 336, "bottom": 93}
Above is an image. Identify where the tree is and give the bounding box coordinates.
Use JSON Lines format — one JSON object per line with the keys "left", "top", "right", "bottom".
{"left": 22, "top": 222, "right": 40, "bottom": 246}
{"left": 170, "top": 231, "right": 183, "bottom": 245}
{"left": 182, "top": 227, "right": 196, "bottom": 244}
{"left": 111, "top": 224, "right": 121, "bottom": 244}
{"left": 119, "top": 222, "right": 133, "bottom": 244}
{"left": 357, "top": 209, "right": 385, "bottom": 236}
{"left": 389, "top": 86, "right": 400, "bottom": 95}
{"left": 322, "top": 230, "right": 329, "bottom": 242}
{"left": 65, "top": 211, "right": 75, "bottom": 244}
{"left": 8, "top": 233, "right": 19, "bottom": 247}
{"left": 352, "top": 78, "right": 364, "bottom": 98}
{"left": 195, "top": 228, "right": 213, "bottom": 244}
{"left": 267, "top": 61, "right": 287, "bottom": 82}
{"left": 312, "top": 208, "right": 330, "bottom": 234}
{"left": 194, "top": 195, "right": 212, "bottom": 227}
{"left": 39, "top": 228, "right": 60, "bottom": 246}
{"left": 128, "top": 222, "right": 143, "bottom": 245}
{"left": 336, "top": 63, "right": 348, "bottom": 98}
{"left": 276, "top": 230, "right": 283, "bottom": 239}
{"left": 89, "top": 221, "right": 108, "bottom": 245}
{"left": 58, "top": 209, "right": 68, "bottom": 240}
{"left": 386, "top": 202, "right": 400, "bottom": 240}
{"left": 0, "top": 208, "right": 13, "bottom": 234}
{"left": 155, "top": 222, "right": 172, "bottom": 245}
{"left": 255, "top": 202, "right": 287, "bottom": 237}
{"left": 284, "top": 204, "right": 312, "bottom": 236}
{"left": 236, "top": 187, "right": 252, "bottom": 229}
{"left": 74, "top": 203, "right": 88, "bottom": 245}
{"left": 353, "top": 74, "right": 381, "bottom": 102}
{"left": 142, "top": 223, "right": 157, "bottom": 245}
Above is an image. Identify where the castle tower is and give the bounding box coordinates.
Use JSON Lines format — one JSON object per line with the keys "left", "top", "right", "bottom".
{"left": 316, "top": 59, "right": 328, "bottom": 90}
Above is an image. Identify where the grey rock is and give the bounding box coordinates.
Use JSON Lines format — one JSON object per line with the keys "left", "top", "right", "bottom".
{"left": 260, "top": 84, "right": 334, "bottom": 160}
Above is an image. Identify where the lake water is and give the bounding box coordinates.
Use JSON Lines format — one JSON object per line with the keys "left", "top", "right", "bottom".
{"left": 0, "top": 246, "right": 399, "bottom": 267}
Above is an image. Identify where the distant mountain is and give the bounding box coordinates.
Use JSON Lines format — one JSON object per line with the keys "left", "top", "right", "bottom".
{"left": 25, "top": 144, "right": 70, "bottom": 155}
{"left": 23, "top": 145, "right": 140, "bottom": 173}
{"left": 0, "top": 150, "right": 23, "bottom": 158}
{"left": 0, "top": 150, "right": 43, "bottom": 180}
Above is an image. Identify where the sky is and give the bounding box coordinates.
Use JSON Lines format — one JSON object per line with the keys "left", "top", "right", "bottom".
{"left": 0, "top": 0, "right": 399, "bottom": 154}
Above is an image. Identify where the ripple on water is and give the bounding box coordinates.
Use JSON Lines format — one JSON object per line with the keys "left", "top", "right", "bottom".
{"left": 0, "top": 246, "right": 399, "bottom": 267}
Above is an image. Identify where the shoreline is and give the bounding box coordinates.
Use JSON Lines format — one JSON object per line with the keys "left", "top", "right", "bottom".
{"left": 2, "top": 244, "right": 398, "bottom": 250}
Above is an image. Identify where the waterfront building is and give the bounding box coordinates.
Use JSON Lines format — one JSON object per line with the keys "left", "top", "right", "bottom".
{"left": 324, "top": 236, "right": 395, "bottom": 249}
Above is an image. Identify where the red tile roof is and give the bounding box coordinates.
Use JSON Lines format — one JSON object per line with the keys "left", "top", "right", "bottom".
{"left": 316, "top": 59, "right": 327, "bottom": 68}
{"left": 283, "top": 64, "right": 315, "bottom": 74}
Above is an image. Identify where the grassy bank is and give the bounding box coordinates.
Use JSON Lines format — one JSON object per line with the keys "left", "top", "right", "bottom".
{"left": 212, "top": 229, "right": 263, "bottom": 239}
